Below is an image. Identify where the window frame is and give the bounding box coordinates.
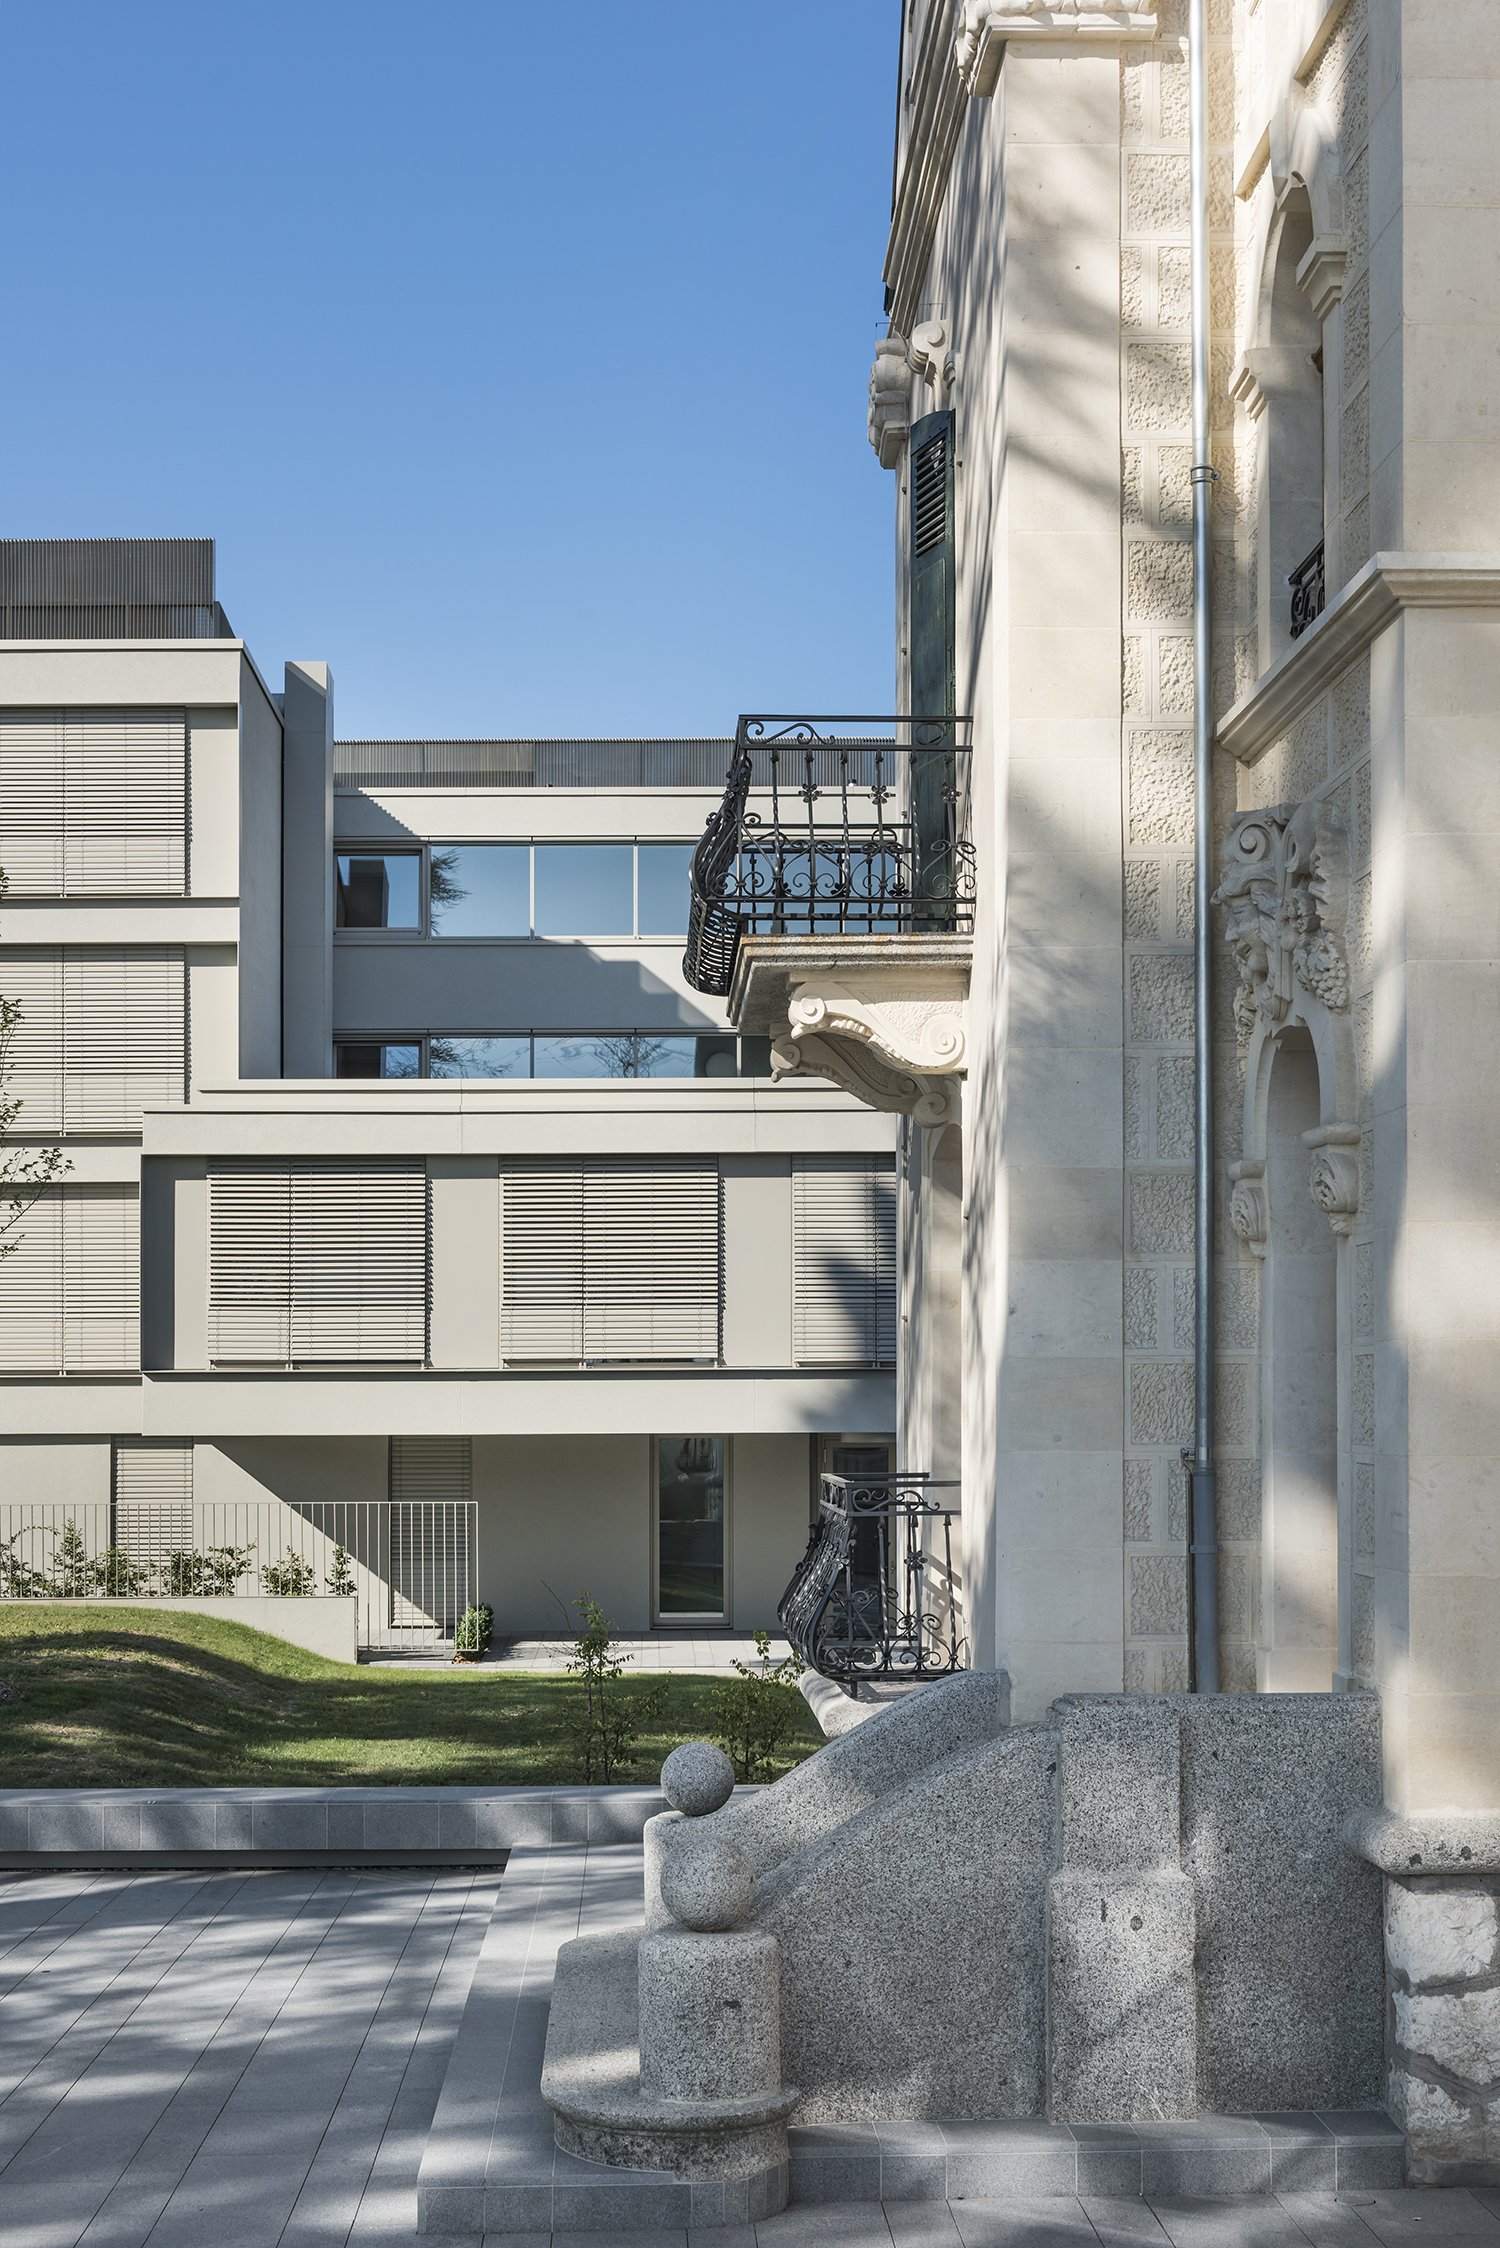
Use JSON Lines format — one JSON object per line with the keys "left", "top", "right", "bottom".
{"left": 651, "top": 1434, "right": 731, "bottom": 1626}
{"left": 331, "top": 839, "right": 697, "bottom": 942}
{"left": 332, "top": 1032, "right": 769, "bottom": 1081}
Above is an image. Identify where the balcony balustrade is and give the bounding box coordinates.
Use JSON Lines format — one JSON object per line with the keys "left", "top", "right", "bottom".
{"left": 683, "top": 715, "right": 975, "bottom": 1000}
{"left": 778, "top": 1470, "right": 965, "bottom": 1690}
{"left": 1288, "top": 539, "right": 1326, "bottom": 640}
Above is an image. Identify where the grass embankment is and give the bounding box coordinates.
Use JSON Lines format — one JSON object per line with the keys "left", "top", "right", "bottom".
{"left": 0, "top": 1606, "right": 821, "bottom": 1789}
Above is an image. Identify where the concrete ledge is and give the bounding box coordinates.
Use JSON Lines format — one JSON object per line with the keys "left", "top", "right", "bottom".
{"left": 0, "top": 1784, "right": 665, "bottom": 1866}
{"left": 1346, "top": 1806, "right": 1500, "bottom": 1877}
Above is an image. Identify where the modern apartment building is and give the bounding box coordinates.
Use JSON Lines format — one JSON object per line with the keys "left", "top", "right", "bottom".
{"left": 0, "top": 538, "right": 897, "bottom": 1655}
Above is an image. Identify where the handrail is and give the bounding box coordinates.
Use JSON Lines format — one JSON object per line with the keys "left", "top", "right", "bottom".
{"left": 778, "top": 1471, "right": 965, "bottom": 1691}
{"left": 683, "top": 713, "right": 975, "bottom": 997}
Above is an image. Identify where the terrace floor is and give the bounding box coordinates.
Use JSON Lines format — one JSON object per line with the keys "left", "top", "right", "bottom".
{"left": 2, "top": 1866, "right": 1498, "bottom": 2248}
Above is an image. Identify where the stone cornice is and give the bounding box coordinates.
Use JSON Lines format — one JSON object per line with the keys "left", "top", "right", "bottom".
{"left": 884, "top": 0, "right": 1158, "bottom": 335}
{"left": 1217, "top": 554, "right": 1500, "bottom": 766}
{"left": 957, "top": 1, "right": 1159, "bottom": 96}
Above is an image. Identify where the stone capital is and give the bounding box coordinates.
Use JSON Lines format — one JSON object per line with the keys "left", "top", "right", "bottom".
{"left": 868, "top": 336, "right": 912, "bottom": 470}
{"left": 956, "top": 1, "right": 1159, "bottom": 96}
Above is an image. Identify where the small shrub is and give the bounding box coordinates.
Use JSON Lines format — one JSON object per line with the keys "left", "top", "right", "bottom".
{"left": 566, "top": 1593, "right": 666, "bottom": 1783}
{"left": 261, "top": 1553, "right": 316, "bottom": 1598}
{"left": 711, "top": 1630, "right": 805, "bottom": 1781}
{"left": 48, "top": 1519, "right": 95, "bottom": 1597}
{"left": 326, "top": 1546, "right": 355, "bottom": 1598}
{"left": 159, "top": 1545, "right": 255, "bottom": 1598}
{"left": 89, "top": 1547, "right": 153, "bottom": 1599}
{"left": 456, "top": 1602, "right": 493, "bottom": 1656}
{"left": 0, "top": 1531, "right": 46, "bottom": 1599}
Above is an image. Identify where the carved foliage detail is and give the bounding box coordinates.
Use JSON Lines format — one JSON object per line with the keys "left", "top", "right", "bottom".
{"left": 1213, "top": 798, "right": 1350, "bottom": 1044}
{"left": 1309, "top": 1146, "right": 1359, "bottom": 1236}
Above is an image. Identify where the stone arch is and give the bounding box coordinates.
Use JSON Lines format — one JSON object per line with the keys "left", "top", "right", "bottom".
{"left": 1218, "top": 800, "right": 1358, "bottom": 1695}
{"left": 1236, "top": 96, "right": 1349, "bottom": 668}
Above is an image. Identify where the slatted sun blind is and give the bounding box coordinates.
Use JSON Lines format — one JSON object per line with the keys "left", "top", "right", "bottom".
{"left": 792, "top": 1155, "right": 898, "bottom": 1366}
{"left": 0, "top": 1186, "right": 139, "bottom": 1372}
{"left": 1, "top": 950, "right": 187, "bottom": 1133}
{"left": 0, "top": 710, "right": 187, "bottom": 896}
{"left": 389, "top": 1437, "right": 472, "bottom": 1635}
{"left": 112, "top": 1440, "right": 194, "bottom": 1568}
{"left": 208, "top": 1163, "right": 429, "bottom": 1365}
{"left": 500, "top": 1158, "right": 722, "bottom": 1362}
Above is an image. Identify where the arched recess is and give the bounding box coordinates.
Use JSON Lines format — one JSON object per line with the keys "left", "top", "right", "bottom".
{"left": 1218, "top": 799, "right": 1359, "bottom": 1694}
{"left": 1234, "top": 95, "right": 1349, "bottom": 670}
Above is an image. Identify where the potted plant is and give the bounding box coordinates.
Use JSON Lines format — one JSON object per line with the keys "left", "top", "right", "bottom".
{"left": 454, "top": 1602, "right": 493, "bottom": 1663}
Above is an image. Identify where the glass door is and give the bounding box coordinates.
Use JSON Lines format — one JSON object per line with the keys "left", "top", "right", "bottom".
{"left": 655, "top": 1436, "right": 727, "bottom": 1623}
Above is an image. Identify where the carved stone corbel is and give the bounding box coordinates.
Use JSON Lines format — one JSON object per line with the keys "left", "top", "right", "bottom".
{"left": 1304, "top": 1123, "right": 1360, "bottom": 1236}
{"left": 868, "top": 336, "right": 912, "bottom": 469}
{"left": 772, "top": 1032, "right": 960, "bottom": 1129}
{"left": 1229, "top": 1161, "right": 1268, "bottom": 1260}
{"left": 909, "top": 318, "right": 959, "bottom": 397}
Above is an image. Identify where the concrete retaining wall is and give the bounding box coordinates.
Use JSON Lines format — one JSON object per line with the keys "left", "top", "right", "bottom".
{"left": 31, "top": 1595, "right": 359, "bottom": 1663}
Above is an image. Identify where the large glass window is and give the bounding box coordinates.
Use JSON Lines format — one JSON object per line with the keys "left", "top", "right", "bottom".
{"left": 334, "top": 1041, "right": 422, "bottom": 1079}
{"left": 428, "top": 1035, "right": 530, "bottom": 1079}
{"left": 428, "top": 845, "right": 529, "bottom": 938}
{"left": 330, "top": 1033, "right": 767, "bottom": 1079}
{"left": 656, "top": 1436, "right": 726, "bottom": 1620}
{"left": 336, "top": 853, "right": 420, "bottom": 930}
{"left": 637, "top": 843, "right": 696, "bottom": 936}
{"left": 533, "top": 844, "right": 634, "bottom": 937}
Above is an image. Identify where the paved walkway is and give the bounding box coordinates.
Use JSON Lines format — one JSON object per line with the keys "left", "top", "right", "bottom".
{"left": 2, "top": 1868, "right": 1498, "bottom": 2247}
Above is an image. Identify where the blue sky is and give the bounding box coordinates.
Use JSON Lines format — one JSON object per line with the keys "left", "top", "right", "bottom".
{"left": 2, "top": 3, "right": 898, "bottom": 738}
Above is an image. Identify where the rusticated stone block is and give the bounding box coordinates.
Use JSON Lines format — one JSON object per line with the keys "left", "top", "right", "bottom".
{"left": 1126, "top": 153, "right": 1190, "bottom": 237}
{"left": 1127, "top": 539, "right": 1194, "bottom": 624}
{"left": 1130, "top": 1171, "right": 1193, "bottom": 1256}
{"left": 1127, "top": 343, "right": 1191, "bottom": 434}
{"left": 1130, "top": 1550, "right": 1189, "bottom": 1637}
{"left": 1128, "top": 729, "right": 1194, "bottom": 847}
{"left": 1129, "top": 953, "right": 1195, "bottom": 1045}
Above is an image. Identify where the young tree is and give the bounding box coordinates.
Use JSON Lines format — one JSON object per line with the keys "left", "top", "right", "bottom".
{"left": 0, "top": 868, "right": 69, "bottom": 1259}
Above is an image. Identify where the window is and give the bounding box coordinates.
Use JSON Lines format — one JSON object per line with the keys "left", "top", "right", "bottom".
{"left": 428, "top": 1035, "right": 530, "bottom": 1079}
{"left": 3, "top": 948, "right": 187, "bottom": 1131}
{"left": 332, "top": 842, "right": 696, "bottom": 938}
{"left": 792, "top": 1156, "right": 898, "bottom": 1366}
{"left": 0, "top": 1185, "right": 140, "bottom": 1371}
{"left": 637, "top": 844, "right": 696, "bottom": 936}
{"left": 500, "top": 1158, "right": 722, "bottom": 1363}
{"left": 656, "top": 1436, "right": 727, "bottom": 1620}
{"left": 429, "top": 845, "right": 528, "bottom": 937}
{"left": 207, "top": 1162, "right": 429, "bottom": 1365}
{"left": 333, "top": 1033, "right": 767, "bottom": 1080}
{"left": 533, "top": 844, "right": 633, "bottom": 937}
{"left": 0, "top": 709, "right": 187, "bottom": 897}
{"left": 336, "top": 852, "right": 420, "bottom": 929}
{"left": 335, "top": 1041, "right": 422, "bottom": 1080}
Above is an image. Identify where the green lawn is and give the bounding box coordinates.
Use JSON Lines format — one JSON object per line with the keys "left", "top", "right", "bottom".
{"left": 0, "top": 1606, "right": 821, "bottom": 1789}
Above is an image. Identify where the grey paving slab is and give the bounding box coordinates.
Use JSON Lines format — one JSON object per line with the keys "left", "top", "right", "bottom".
{"left": 949, "top": 2196, "right": 1099, "bottom": 2247}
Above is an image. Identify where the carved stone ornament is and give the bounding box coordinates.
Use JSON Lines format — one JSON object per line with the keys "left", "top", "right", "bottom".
{"left": 956, "top": 0, "right": 1158, "bottom": 96}
{"left": 1304, "top": 1122, "right": 1361, "bottom": 1237}
{"left": 1212, "top": 798, "right": 1350, "bottom": 1047}
{"left": 868, "top": 337, "right": 912, "bottom": 470}
{"left": 771, "top": 982, "right": 966, "bottom": 1128}
{"left": 772, "top": 1031, "right": 960, "bottom": 1129}
{"left": 1229, "top": 1162, "right": 1268, "bottom": 1259}
{"left": 908, "top": 318, "right": 958, "bottom": 395}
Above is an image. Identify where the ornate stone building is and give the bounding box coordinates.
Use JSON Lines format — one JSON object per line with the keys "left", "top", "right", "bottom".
{"left": 687, "top": 0, "right": 1500, "bottom": 2177}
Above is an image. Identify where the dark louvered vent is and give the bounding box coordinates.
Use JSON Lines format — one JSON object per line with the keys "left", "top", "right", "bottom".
{"left": 911, "top": 427, "right": 950, "bottom": 558}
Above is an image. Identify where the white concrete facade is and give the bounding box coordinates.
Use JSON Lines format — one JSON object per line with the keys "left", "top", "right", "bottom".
{"left": 0, "top": 549, "right": 897, "bottom": 1652}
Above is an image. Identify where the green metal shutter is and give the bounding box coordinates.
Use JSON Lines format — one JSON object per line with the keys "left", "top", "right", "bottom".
{"left": 908, "top": 410, "right": 957, "bottom": 919}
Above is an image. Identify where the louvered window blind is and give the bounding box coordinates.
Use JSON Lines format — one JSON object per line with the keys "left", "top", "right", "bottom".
{"left": 500, "top": 1158, "right": 722, "bottom": 1362}
{"left": 389, "top": 1437, "right": 472, "bottom": 1635}
{"left": 792, "top": 1156, "right": 898, "bottom": 1366}
{"left": 0, "top": 1185, "right": 139, "bottom": 1371}
{"left": 0, "top": 710, "right": 187, "bottom": 895}
{"left": 112, "top": 1440, "right": 194, "bottom": 1567}
{"left": 208, "top": 1163, "right": 429, "bottom": 1365}
{"left": 3, "top": 949, "right": 187, "bottom": 1132}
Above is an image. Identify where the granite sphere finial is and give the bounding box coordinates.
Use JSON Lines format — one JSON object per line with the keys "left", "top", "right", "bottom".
{"left": 660, "top": 1828, "right": 756, "bottom": 1932}
{"left": 660, "top": 1740, "right": 736, "bottom": 1818}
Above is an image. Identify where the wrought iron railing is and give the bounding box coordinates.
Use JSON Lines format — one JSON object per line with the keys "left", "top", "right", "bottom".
{"left": 1289, "top": 540, "right": 1326, "bottom": 640}
{"left": 0, "top": 1498, "right": 477, "bottom": 1656}
{"left": 778, "top": 1472, "right": 965, "bottom": 1690}
{"left": 683, "top": 714, "right": 976, "bottom": 998}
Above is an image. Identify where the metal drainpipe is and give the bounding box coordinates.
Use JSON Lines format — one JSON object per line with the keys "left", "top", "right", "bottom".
{"left": 1187, "top": 0, "right": 1220, "bottom": 1693}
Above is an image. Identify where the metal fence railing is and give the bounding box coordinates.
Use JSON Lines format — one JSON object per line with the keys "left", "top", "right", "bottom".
{"left": 0, "top": 1499, "right": 477, "bottom": 1656}
{"left": 778, "top": 1472, "right": 965, "bottom": 1692}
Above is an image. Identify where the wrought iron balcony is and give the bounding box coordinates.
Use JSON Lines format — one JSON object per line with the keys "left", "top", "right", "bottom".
{"left": 683, "top": 714, "right": 976, "bottom": 999}
{"left": 1288, "top": 539, "right": 1326, "bottom": 640}
{"left": 778, "top": 1471, "right": 965, "bottom": 1690}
